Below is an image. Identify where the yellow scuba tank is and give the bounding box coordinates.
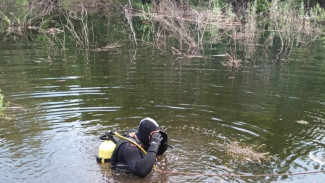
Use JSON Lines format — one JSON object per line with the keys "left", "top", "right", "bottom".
{"left": 97, "top": 140, "right": 116, "bottom": 163}
{"left": 96, "top": 131, "right": 141, "bottom": 164}
{"left": 96, "top": 132, "right": 117, "bottom": 163}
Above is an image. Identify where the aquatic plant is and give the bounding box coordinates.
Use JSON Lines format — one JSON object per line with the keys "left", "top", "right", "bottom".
{"left": 133, "top": 0, "right": 323, "bottom": 65}
{"left": 60, "top": 4, "right": 92, "bottom": 49}
{"left": 264, "top": 0, "right": 323, "bottom": 60}
{"left": 0, "top": 89, "right": 15, "bottom": 121}
{"left": 137, "top": 0, "right": 240, "bottom": 55}
{"left": 0, "top": 0, "right": 324, "bottom": 66}
{"left": 225, "top": 141, "right": 271, "bottom": 163}
{"left": 0, "top": 90, "right": 4, "bottom": 111}
{"left": 0, "top": 89, "right": 9, "bottom": 118}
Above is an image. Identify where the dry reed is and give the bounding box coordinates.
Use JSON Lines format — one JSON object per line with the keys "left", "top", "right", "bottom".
{"left": 60, "top": 4, "right": 91, "bottom": 49}
{"left": 137, "top": 0, "right": 241, "bottom": 55}
{"left": 225, "top": 141, "right": 271, "bottom": 163}
{"left": 1, "top": 0, "right": 324, "bottom": 66}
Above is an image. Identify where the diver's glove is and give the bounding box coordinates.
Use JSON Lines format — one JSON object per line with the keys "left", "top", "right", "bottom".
{"left": 147, "top": 132, "right": 163, "bottom": 154}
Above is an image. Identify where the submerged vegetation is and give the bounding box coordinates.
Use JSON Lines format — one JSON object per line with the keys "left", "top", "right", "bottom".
{"left": 137, "top": 0, "right": 325, "bottom": 66}
{"left": 0, "top": 89, "right": 4, "bottom": 111}
{"left": 0, "top": 0, "right": 325, "bottom": 67}
{"left": 0, "top": 89, "right": 10, "bottom": 119}
{"left": 225, "top": 141, "right": 271, "bottom": 163}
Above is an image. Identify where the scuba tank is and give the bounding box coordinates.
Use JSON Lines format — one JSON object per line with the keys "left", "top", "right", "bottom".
{"left": 96, "top": 132, "right": 118, "bottom": 163}
{"left": 96, "top": 130, "right": 171, "bottom": 164}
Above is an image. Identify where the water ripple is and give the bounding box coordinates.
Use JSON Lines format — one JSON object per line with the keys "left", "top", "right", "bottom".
{"left": 155, "top": 105, "right": 192, "bottom": 110}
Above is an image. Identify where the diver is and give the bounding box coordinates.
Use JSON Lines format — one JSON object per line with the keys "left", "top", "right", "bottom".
{"left": 109, "top": 117, "right": 167, "bottom": 178}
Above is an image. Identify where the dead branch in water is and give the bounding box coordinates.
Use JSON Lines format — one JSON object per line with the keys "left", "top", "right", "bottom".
{"left": 124, "top": 5, "right": 137, "bottom": 47}
{"left": 1, "top": 0, "right": 323, "bottom": 66}
{"left": 92, "top": 42, "right": 122, "bottom": 52}
{"left": 135, "top": 0, "right": 241, "bottom": 57}
{"left": 60, "top": 4, "right": 91, "bottom": 49}
{"left": 133, "top": 0, "right": 323, "bottom": 66}
{"left": 222, "top": 52, "right": 242, "bottom": 69}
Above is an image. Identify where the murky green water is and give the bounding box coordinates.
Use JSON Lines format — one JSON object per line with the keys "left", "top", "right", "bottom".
{"left": 1, "top": 16, "right": 325, "bottom": 182}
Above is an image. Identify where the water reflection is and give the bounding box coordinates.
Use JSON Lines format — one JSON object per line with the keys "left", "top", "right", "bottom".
{"left": 1, "top": 39, "right": 325, "bottom": 182}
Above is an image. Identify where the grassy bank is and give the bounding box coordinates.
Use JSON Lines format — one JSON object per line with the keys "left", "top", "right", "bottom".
{"left": 136, "top": 0, "right": 325, "bottom": 66}
{"left": 0, "top": 0, "right": 324, "bottom": 67}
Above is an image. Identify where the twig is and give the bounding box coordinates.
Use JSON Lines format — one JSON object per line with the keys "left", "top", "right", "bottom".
{"left": 124, "top": 5, "right": 137, "bottom": 46}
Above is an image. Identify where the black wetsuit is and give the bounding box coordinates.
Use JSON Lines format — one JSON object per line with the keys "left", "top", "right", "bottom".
{"left": 111, "top": 132, "right": 162, "bottom": 178}
{"left": 111, "top": 141, "right": 158, "bottom": 178}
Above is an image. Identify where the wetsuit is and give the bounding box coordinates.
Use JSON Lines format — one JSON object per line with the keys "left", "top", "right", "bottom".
{"left": 111, "top": 133, "right": 162, "bottom": 178}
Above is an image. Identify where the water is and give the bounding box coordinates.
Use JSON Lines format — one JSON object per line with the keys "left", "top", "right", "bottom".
{"left": 1, "top": 22, "right": 325, "bottom": 183}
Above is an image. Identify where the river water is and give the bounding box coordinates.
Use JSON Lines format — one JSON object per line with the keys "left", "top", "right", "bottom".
{"left": 1, "top": 16, "right": 325, "bottom": 183}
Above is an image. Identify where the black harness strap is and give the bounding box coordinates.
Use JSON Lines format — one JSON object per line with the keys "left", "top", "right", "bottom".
{"left": 110, "top": 140, "right": 128, "bottom": 168}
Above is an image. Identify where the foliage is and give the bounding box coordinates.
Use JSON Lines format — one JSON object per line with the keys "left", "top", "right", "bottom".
{"left": 309, "top": 3, "right": 325, "bottom": 21}
{"left": 0, "top": 0, "right": 325, "bottom": 66}
{"left": 255, "top": 0, "right": 268, "bottom": 13}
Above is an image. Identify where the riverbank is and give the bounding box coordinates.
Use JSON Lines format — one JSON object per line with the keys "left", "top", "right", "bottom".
{"left": 1, "top": 0, "right": 324, "bottom": 67}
